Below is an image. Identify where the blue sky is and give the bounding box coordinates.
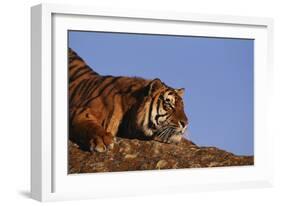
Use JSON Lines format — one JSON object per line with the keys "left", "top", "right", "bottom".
{"left": 68, "top": 31, "right": 254, "bottom": 156}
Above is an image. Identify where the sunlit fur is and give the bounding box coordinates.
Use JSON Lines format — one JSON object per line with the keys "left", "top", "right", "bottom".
{"left": 68, "top": 48, "right": 188, "bottom": 152}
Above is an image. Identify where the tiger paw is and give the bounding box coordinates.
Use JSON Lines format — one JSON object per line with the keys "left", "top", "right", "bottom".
{"left": 94, "top": 142, "right": 107, "bottom": 153}
{"left": 103, "top": 132, "right": 115, "bottom": 149}
{"left": 89, "top": 133, "right": 115, "bottom": 153}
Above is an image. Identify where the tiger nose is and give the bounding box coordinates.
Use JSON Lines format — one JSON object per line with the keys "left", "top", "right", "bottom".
{"left": 179, "top": 120, "right": 186, "bottom": 128}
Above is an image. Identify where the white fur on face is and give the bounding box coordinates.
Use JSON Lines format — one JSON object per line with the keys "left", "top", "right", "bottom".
{"left": 158, "top": 100, "right": 166, "bottom": 115}
{"left": 163, "top": 91, "right": 175, "bottom": 107}
{"left": 149, "top": 94, "right": 159, "bottom": 128}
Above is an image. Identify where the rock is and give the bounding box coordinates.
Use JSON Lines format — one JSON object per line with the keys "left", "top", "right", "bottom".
{"left": 68, "top": 137, "right": 254, "bottom": 174}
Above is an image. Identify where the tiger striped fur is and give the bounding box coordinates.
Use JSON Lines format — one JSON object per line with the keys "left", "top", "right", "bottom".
{"left": 69, "top": 48, "right": 188, "bottom": 152}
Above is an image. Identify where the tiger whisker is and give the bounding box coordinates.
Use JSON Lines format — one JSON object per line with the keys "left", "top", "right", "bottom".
{"left": 165, "top": 128, "right": 176, "bottom": 142}
{"left": 156, "top": 127, "right": 167, "bottom": 136}
{"left": 165, "top": 128, "right": 174, "bottom": 138}
{"left": 162, "top": 128, "right": 171, "bottom": 142}
{"left": 159, "top": 128, "right": 169, "bottom": 138}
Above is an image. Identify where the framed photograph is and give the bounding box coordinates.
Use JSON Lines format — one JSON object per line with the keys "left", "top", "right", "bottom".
{"left": 31, "top": 3, "right": 274, "bottom": 201}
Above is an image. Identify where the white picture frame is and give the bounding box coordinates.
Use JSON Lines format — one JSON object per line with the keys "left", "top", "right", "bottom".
{"left": 31, "top": 3, "right": 274, "bottom": 202}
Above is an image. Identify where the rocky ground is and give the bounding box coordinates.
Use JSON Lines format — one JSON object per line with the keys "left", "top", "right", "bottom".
{"left": 68, "top": 137, "right": 254, "bottom": 174}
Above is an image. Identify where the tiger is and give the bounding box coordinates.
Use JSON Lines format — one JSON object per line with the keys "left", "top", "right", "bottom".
{"left": 69, "top": 48, "right": 188, "bottom": 152}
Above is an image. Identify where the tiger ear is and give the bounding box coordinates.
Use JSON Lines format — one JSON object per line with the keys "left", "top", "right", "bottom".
{"left": 146, "top": 78, "right": 163, "bottom": 96}
{"left": 175, "top": 88, "right": 185, "bottom": 97}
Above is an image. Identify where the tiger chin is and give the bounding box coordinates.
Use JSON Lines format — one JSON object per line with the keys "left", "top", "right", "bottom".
{"left": 69, "top": 48, "right": 188, "bottom": 153}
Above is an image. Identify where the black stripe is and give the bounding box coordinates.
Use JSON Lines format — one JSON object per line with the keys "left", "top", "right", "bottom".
{"left": 69, "top": 68, "right": 91, "bottom": 83}
{"left": 79, "top": 76, "right": 111, "bottom": 106}
{"left": 155, "top": 113, "right": 169, "bottom": 125}
{"left": 68, "top": 55, "right": 84, "bottom": 63}
{"left": 83, "top": 76, "right": 122, "bottom": 106}
{"left": 104, "top": 94, "right": 117, "bottom": 128}
{"left": 155, "top": 95, "right": 169, "bottom": 125}
{"left": 83, "top": 77, "right": 123, "bottom": 107}
{"left": 156, "top": 98, "right": 162, "bottom": 114}
{"left": 75, "top": 107, "right": 88, "bottom": 117}
{"left": 148, "top": 96, "right": 157, "bottom": 129}
{"left": 69, "top": 65, "right": 90, "bottom": 78}
{"left": 102, "top": 76, "right": 132, "bottom": 97}
{"left": 69, "top": 82, "right": 77, "bottom": 91}
{"left": 155, "top": 98, "right": 162, "bottom": 125}
{"left": 125, "top": 84, "right": 136, "bottom": 93}
{"left": 69, "top": 79, "right": 88, "bottom": 105}
{"left": 103, "top": 84, "right": 117, "bottom": 97}
{"left": 101, "top": 119, "right": 106, "bottom": 128}
{"left": 103, "top": 78, "right": 127, "bottom": 97}
{"left": 81, "top": 78, "right": 97, "bottom": 100}
{"left": 69, "top": 63, "right": 81, "bottom": 71}
{"left": 69, "top": 65, "right": 89, "bottom": 78}
{"left": 78, "top": 78, "right": 92, "bottom": 99}
{"left": 119, "top": 83, "right": 137, "bottom": 95}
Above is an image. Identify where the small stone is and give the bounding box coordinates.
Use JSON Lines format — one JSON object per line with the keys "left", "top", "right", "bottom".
{"left": 119, "top": 141, "right": 131, "bottom": 153}
{"left": 156, "top": 160, "right": 168, "bottom": 169}
{"left": 124, "top": 153, "right": 138, "bottom": 159}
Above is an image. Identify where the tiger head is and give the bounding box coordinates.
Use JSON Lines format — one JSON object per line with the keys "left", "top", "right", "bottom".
{"left": 136, "top": 78, "right": 188, "bottom": 143}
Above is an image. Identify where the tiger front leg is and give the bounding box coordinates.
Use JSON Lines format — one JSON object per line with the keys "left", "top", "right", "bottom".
{"left": 71, "top": 116, "right": 115, "bottom": 153}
